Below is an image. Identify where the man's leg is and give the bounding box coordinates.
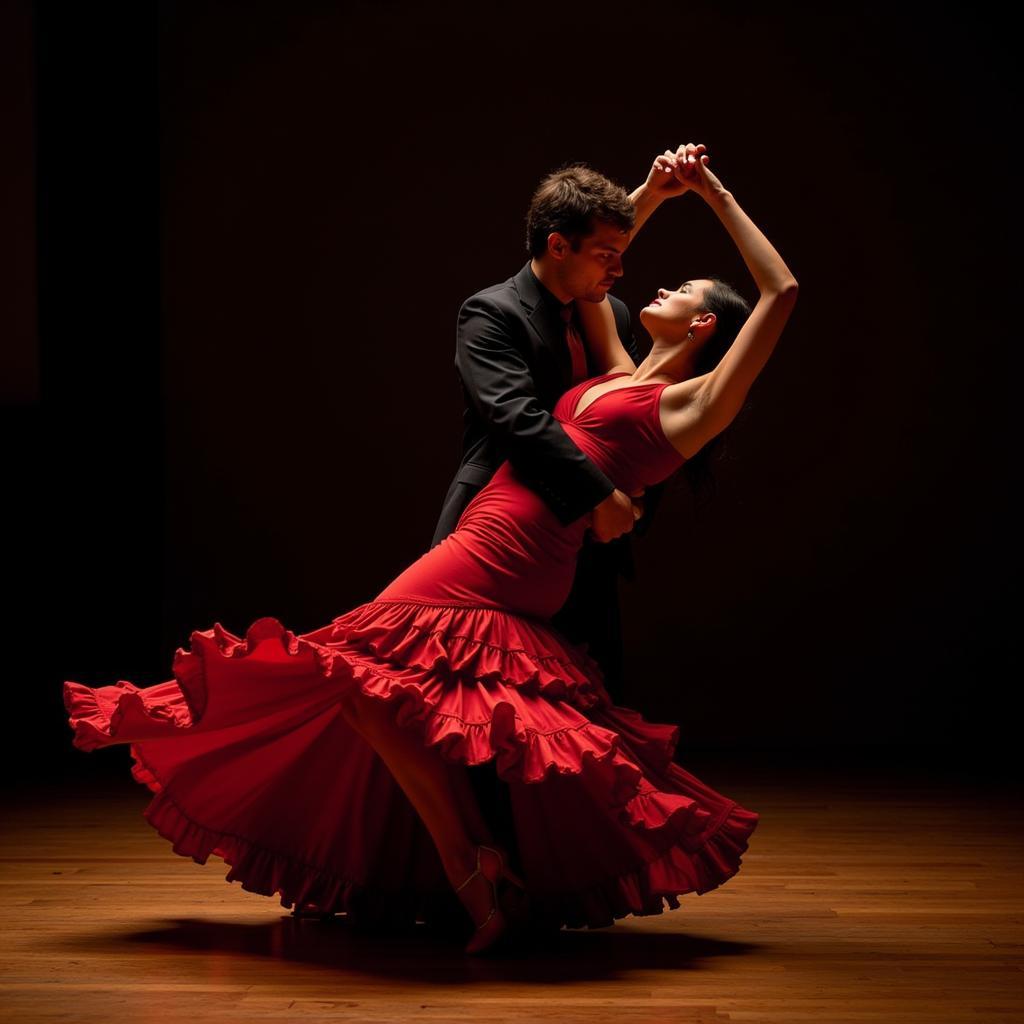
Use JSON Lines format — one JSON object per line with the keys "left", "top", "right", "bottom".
{"left": 550, "top": 541, "right": 627, "bottom": 704}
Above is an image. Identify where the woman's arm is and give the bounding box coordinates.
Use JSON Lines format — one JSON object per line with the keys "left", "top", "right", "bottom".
{"left": 577, "top": 296, "right": 638, "bottom": 375}
{"left": 665, "top": 155, "right": 799, "bottom": 456}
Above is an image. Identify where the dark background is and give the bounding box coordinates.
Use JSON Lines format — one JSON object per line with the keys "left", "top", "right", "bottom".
{"left": 7, "top": 2, "right": 1018, "bottom": 780}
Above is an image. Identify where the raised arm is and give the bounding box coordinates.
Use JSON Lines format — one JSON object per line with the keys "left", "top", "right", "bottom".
{"left": 626, "top": 143, "right": 708, "bottom": 245}
{"left": 665, "top": 155, "right": 799, "bottom": 456}
{"left": 580, "top": 143, "right": 709, "bottom": 375}
{"left": 577, "top": 296, "right": 637, "bottom": 375}
{"left": 455, "top": 294, "right": 617, "bottom": 526}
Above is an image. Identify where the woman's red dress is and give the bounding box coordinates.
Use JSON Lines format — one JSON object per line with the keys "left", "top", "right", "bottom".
{"left": 63, "top": 372, "right": 759, "bottom": 931}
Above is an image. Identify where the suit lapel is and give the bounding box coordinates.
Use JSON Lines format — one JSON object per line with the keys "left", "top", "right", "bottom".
{"left": 513, "top": 262, "right": 571, "bottom": 383}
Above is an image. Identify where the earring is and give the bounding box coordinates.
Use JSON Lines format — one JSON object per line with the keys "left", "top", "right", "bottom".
{"left": 687, "top": 331, "right": 694, "bottom": 340}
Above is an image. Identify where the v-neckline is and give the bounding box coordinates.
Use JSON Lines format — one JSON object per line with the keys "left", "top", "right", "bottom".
{"left": 571, "top": 372, "right": 664, "bottom": 420}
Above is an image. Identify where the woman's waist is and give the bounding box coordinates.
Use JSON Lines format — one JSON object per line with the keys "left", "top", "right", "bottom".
{"left": 454, "top": 503, "right": 585, "bottom": 564}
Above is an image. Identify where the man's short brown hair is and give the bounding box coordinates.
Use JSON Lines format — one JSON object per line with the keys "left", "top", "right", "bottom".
{"left": 525, "top": 163, "right": 636, "bottom": 258}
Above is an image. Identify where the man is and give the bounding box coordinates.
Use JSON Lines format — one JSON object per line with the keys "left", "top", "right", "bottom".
{"left": 431, "top": 144, "right": 700, "bottom": 703}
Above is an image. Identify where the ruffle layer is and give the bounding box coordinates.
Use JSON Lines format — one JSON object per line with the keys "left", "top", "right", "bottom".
{"left": 543, "top": 801, "right": 761, "bottom": 929}
{"left": 126, "top": 747, "right": 447, "bottom": 928}
{"left": 65, "top": 600, "right": 634, "bottom": 790}
{"left": 329, "top": 598, "right": 611, "bottom": 709}
{"left": 63, "top": 598, "right": 759, "bottom": 930}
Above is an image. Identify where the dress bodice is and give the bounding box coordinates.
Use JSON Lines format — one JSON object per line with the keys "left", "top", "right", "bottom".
{"left": 552, "top": 371, "right": 686, "bottom": 496}
{"left": 374, "top": 372, "right": 687, "bottom": 620}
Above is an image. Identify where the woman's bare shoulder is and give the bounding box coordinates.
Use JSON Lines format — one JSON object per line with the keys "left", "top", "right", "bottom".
{"left": 659, "top": 375, "right": 714, "bottom": 459}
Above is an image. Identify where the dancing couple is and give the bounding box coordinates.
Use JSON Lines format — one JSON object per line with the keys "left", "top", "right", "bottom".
{"left": 64, "top": 142, "right": 798, "bottom": 954}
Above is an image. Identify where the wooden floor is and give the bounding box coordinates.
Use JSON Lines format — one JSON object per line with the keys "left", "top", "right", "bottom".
{"left": 2, "top": 754, "right": 1021, "bottom": 1023}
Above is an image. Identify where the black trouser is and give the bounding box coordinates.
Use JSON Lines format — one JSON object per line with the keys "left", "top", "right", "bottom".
{"left": 549, "top": 537, "right": 626, "bottom": 705}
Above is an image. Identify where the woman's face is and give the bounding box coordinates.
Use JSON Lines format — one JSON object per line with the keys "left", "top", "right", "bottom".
{"left": 639, "top": 279, "right": 714, "bottom": 335}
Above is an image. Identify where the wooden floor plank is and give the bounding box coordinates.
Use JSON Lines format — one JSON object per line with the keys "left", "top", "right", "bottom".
{"left": 2, "top": 759, "right": 1021, "bottom": 1023}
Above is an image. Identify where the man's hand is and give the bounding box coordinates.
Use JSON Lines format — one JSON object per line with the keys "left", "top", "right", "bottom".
{"left": 587, "top": 487, "right": 646, "bottom": 542}
{"left": 630, "top": 488, "right": 645, "bottom": 522}
{"left": 642, "top": 142, "right": 708, "bottom": 202}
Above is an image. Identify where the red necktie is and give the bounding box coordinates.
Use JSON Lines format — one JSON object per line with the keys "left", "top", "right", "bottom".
{"left": 559, "top": 303, "right": 589, "bottom": 384}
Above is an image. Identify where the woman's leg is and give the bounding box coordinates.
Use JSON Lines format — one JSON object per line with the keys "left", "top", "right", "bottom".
{"left": 337, "top": 688, "right": 496, "bottom": 885}
{"left": 338, "top": 688, "right": 532, "bottom": 951}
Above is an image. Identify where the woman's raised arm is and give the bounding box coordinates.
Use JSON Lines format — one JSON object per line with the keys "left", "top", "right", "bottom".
{"left": 670, "top": 156, "right": 798, "bottom": 454}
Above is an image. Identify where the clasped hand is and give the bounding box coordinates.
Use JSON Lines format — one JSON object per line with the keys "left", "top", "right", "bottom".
{"left": 643, "top": 141, "right": 721, "bottom": 204}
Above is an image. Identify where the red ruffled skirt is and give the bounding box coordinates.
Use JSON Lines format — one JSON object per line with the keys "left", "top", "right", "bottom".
{"left": 63, "top": 596, "right": 759, "bottom": 931}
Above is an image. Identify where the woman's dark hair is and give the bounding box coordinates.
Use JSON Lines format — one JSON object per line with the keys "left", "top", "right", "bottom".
{"left": 679, "top": 277, "right": 754, "bottom": 506}
{"left": 525, "top": 163, "right": 635, "bottom": 258}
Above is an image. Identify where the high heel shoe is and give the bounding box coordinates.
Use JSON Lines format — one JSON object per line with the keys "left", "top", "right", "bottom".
{"left": 454, "top": 844, "right": 528, "bottom": 955}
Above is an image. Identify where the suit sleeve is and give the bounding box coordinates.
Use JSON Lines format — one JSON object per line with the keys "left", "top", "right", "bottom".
{"left": 610, "top": 296, "right": 668, "bottom": 539}
{"left": 455, "top": 293, "right": 616, "bottom": 526}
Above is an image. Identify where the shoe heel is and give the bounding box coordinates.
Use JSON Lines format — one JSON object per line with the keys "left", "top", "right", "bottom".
{"left": 456, "top": 845, "right": 526, "bottom": 954}
{"left": 477, "top": 845, "right": 525, "bottom": 887}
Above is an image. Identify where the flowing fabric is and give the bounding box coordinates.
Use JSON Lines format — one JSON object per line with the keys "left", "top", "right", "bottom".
{"left": 64, "top": 372, "right": 759, "bottom": 931}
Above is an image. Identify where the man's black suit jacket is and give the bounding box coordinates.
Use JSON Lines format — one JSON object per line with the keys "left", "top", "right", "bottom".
{"left": 429, "top": 260, "right": 666, "bottom": 582}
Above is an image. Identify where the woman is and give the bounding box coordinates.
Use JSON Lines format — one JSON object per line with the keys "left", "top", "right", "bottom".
{"left": 63, "top": 149, "right": 797, "bottom": 955}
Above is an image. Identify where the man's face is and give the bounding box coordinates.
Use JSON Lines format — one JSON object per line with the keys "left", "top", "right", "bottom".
{"left": 558, "top": 219, "right": 629, "bottom": 303}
